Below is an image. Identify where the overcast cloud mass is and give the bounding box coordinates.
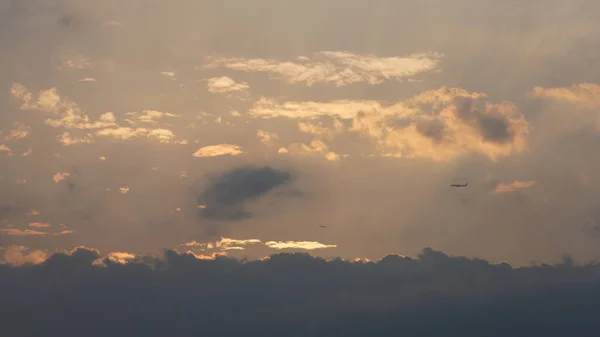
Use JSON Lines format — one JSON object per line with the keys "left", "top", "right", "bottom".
{"left": 3, "top": 0, "right": 600, "bottom": 335}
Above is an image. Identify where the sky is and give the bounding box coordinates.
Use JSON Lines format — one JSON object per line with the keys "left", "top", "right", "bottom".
{"left": 2, "top": 0, "right": 600, "bottom": 265}
{"left": 4, "top": 0, "right": 600, "bottom": 335}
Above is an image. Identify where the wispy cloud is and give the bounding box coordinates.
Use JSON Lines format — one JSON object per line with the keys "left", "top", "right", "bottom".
{"left": 494, "top": 180, "right": 536, "bottom": 194}
{"left": 28, "top": 222, "right": 52, "bottom": 228}
{"left": 532, "top": 83, "right": 600, "bottom": 109}
{"left": 160, "top": 71, "right": 176, "bottom": 78}
{"left": 124, "top": 110, "right": 180, "bottom": 125}
{"left": 204, "top": 51, "right": 443, "bottom": 87}
{"left": 60, "top": 55, "right": 91, "bottom": 69}
{"left": 1, "top": 228, "right": 48, "bottom": 236}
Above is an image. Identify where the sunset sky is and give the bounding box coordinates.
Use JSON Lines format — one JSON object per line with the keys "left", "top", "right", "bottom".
{"left": 4, "top": 1, "right": 600, "bottom": 335}
{"left": 3, "top": 0, "right": 600, "bottom": 267}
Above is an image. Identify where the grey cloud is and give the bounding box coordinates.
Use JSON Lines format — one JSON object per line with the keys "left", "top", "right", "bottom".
{"left": 199, "top": 165, "right": 293, "bottom": 221}
{"left": 452, "top": 96, "right": 513, "bottom": 143}
{"left": 415, "top": 119, "right": 446, "bottom": 142}
{"left": 2, "top": 247, "right": 600, "bottom": 336}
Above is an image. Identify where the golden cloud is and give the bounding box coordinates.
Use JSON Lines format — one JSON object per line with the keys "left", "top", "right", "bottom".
{"left": 107, "top": 252, "right": 136, "bottom": 264}
{"left": 4, "top": 122, "right": 31, "bottom": 140}
{"left": 532, "top": 83, "right": 600, "bottom": 109}
{"left": 251, "top": 87, "right": 529, "bottom": 161}
{"left": 206, "top": 76, "right": 250, "bottom": 94}
{"left": 192, "top": 144, "right": 243, "bottom": 157}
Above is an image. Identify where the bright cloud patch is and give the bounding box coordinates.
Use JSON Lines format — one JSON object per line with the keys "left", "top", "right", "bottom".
{"left": 264, "top": 241, "right": 337, "bottom": 250}
{"left": 206, "top": 76, "right": 250, "bottom": 94}
{"left": 204, "top": 51, "right": 443, "bottom": 87}
{"left": 107, "top": 252, "right": 136, "bottom": 264}
{"left": 78, "top": 77, "right": 97, "bottom": 83}
{"left": 53, "top": 172, "right": 70, "bottom": 183}
{"left": 193, "top": 144, "right": 243, "bottom": 157}
{"left": 494, "top": 180, "right": 536, "bottom": 194}
{"left": 0, "top": 144, "right": 13, "bottom": 156}
{"left": 183, "top": 237, "right": 336, "bottom": 251}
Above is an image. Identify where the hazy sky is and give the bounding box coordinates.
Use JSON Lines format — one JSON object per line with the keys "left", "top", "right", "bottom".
{"left": 3, "top": 0, "right": 600, "bottom": 267}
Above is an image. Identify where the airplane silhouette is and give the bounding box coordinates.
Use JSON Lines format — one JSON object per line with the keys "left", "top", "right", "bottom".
{"left": 318, "top": 225, "right": 327, "bottom": 228}
{"left": 450, "top": 183, "right": 468, "bottom": 188}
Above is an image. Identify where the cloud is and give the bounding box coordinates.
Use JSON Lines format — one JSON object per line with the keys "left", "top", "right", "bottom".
{"left": 0, "top": 144, "right": 13, "bottom": 156}
{"left": 494, "top": 180, "right": 536, "bottom": 194}
{"left": 283, "top": 139, "right": 342, "bottom": 161}
{"left": 103, "top": 21, "right": 122, "bottom": 27}
{"left": 78, "top": 77, "right": 97, "bottom": 82}
{"left": 11, "top": 83, "right": 118, "bottom": 129}
{"left": 107, "top": 252, "right": 136, "bottom": 264}
{"left": 251, "top": 87, "right": 529, "bottom": 161}
{"left": 204, "top": 51, "right": 443, "bottom": 87}
{"left": 2, "top": 245, "right": 49, "bottom": 266}
{"left": 58, "top": 132, "right": 93, "bottom": 145}
{"left": 206, "top": 76, "right": 250, "bottom": 94}
{"left": 256, "top": 130, "right": 279, "bottom": 147}
{"left": 10, "top": 84, "right": 180, "bottom": 145}
{"left": 28, "top": 222, "right": 51, "bottom": 228}
{"left": 60, "top": 55, "right": 90, "bottom": 69}
{"left": 264, "top": 240, "right": 337, "bottom": 250}
{"left": 1, "top": 228, "right": 48, "bottom": 236}
{"left": 160, "top": 71, "right": 176, "bottom": 78}
{"left": 297, "top": 119, "right": 344, "bottom": 138}
{"left": 4, "top": 122, "right": 31, "bottom": 140}
{"left": 192, "top": 144, "right": 243, "bottom": 157}
{"left": 183, "top": 237, "right": 335, "bottom": 252}
{"left": 124, "top": 110, "right": 180, "bottom": 125}
{"left": 198, "top": 166, "right": 293, "bottom": 221}
{"left": 532, "top": 83, "right": 600, "bottom": 109}
{"left": 53, "top": 171, "right": 71, "bottom": 183}
{"left": 2, "top": 247, "right": 600, "bottom": 336}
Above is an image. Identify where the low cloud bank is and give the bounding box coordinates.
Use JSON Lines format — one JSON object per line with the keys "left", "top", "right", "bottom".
{"left": 2, "top": 247, "right": 600, "bottom": 336}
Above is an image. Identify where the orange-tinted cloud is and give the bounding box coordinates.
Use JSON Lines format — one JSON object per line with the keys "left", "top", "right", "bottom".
{"left": 493, "top": 180, "right": 536, "bottom": 194}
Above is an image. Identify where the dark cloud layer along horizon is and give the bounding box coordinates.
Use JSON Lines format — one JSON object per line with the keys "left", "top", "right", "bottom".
{"left": 2, "top": 247, "right": 600, "bottom": 336}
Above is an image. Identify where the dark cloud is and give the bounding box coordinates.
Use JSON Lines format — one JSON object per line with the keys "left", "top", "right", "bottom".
{"left": 198, "top": 165, "right": 293, "bottom": 221}
{"left": 2, "top": 247, "right": 600, "bottom": 336}
{"left": 415, "top": 119, "right": 446, "bottom": 142}
{"left": 452, "top": 96, "right": 513, "bottom": 143}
